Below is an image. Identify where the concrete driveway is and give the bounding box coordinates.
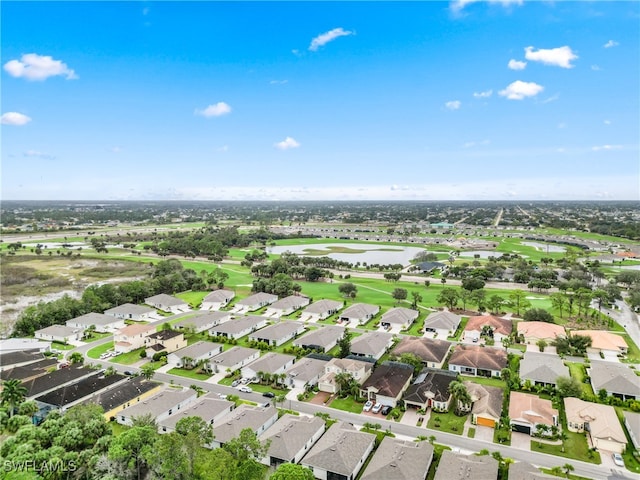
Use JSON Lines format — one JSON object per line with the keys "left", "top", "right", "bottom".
{"left": 511, "top": 432, "right": 532, "bottom": 450}
{"left": 473, "top": 425, "right": 494, "bottom": 443}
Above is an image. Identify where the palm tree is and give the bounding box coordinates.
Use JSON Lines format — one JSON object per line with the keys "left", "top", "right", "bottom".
{"left": 140, "top": 364, "right": 155, "bottom": 380}
{"left": 1, "top": 379, "right": 28, "bottom": 417}
{"left": 69, "top": 352, "right": 84, "bottom": 364}
{"left": 334, "top": 372, "right": 355, "bottom": 395}
{"left": 563, "top": 463, "right": 574, "bottom": 478}
{"left": 448, "top": 381, "right": 471, "bottom": 416}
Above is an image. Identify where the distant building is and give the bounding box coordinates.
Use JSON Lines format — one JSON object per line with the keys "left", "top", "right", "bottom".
{"left": 144, "top": 294, "right": 189, "bottom": 314}
{"left": 104, "top": 303, "right": 155, "bottom": 321}
{"left": 66, "top": 312, "right": 125, "bottom": 333}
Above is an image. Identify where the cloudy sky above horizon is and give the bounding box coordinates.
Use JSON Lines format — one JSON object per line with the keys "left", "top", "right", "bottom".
{"left": 2, "top": 1, "right": 639, "bottom": 201}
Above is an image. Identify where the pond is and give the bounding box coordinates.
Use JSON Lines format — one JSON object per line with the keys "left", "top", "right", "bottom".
{"left": 520, "top": 241, "right": 566, "bottom": 253}
{"left": 267, "top": 243, "right": 428, "bottom": 266}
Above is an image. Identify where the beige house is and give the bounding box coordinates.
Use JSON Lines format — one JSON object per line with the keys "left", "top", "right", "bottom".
{"left": 509, "top": 391, "right": 558, "bottom": 436}
{"left": 517, "top": 321, "right": 565, "bottom": 344}
{"left": 463, "top": 315, "right": 512, "bottom": 344}
{"left": 318, "top": 358, "right": 373, "bottom": 394}
{"left": 572, "top": 330, "right": 628, "bottom": 357}
{"left": 113, "top": 323, "right": 156, "bottom": 354}
{"left": 564, "top": 397, "right": 627, "bottom": 453}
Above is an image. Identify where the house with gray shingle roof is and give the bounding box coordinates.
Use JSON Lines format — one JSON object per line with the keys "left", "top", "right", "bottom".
{"left": 520, "top": 352, "right": 569, "bottom": 388}
{"left": 423, "top": 311, "right": 461, "bottom": 338}
{"left": 116, "top": 387, "right": 197, "bottom": 426}
{"left": 234, "top": 292, "right": 278, "bottom": 313}
{"left": 166, "top": 341, "right": 223, "bottom": 369}
{"left": 23, "top": 365, "right": 96, "bottom": 399}
{"left": 465, "top": 382, "right": 504, "bottom": 428}
{"left": 174, "top": 311, "right": 232, "bottom": 333}
{"left": 301, "top": 299, "right": 343, "bottom": 322}
{"left": 259, "top": 414, "right": 325, "bottom": 466}
{"left": 105, "top": 303, "right": 155, "bottom": 320}
{"left": 507, "top": 461, "right": 557, "bottom": 480}
{"left": 248, "top": 321, "right": 305, "bottom": 347}
{"left": 403, "top": 369, "right": 457, "bottom": 411}
{"left": 144, "top": 294, "right": 189, "bottom": 313}
{"left": 265, "top": 295, "right": 311, "bottom": 317}
{"left": 360, "top": 437, "right": 433, "bottom": 480}
{"left": 209, "top": 346, "right": 260, "bottom": 374}
{"left": 350, "top": 331, "right": 394, "bottom": 360}
{"left": 283, "top": 357, "right": 329, "bottom": 390}
{"left": 200, "top": 289, "right": 235, "bottom": 311}
{"left": 391, "top": 337, "right": 452, "bottom": 369}
{"left": 159, "top": 394, "right": 234, "bottom": 436}
{"left": 301, "top": 421, "right": 376, "bottom": 480}
{"left": 211, "top": 404, "right": 278, "bottom": 449}
{"left": 66, "top": 312, "right": 125, "bottom": 333}
{"left": 380, "top": 307, "right": 419, "bottom": 331}
{"left": 242, "top": 352, "right": 296, "bottom": 380}
{"left": 588, "top": 360, "right": 640, "bottom": 401}
{"left": 209, "top": 315, "right": 268, "bottom": 339}
{"left": 623, "top": 411, "right": 640, "bottom": 452}
{"left": 434, "top": 450, "right": 498, "bottom": 480}
{"left": 339, "top": 303, "right": 380, "bottom": 325}
{"left": 294, "top": 325, "right": 345, "bottom": 353}
{"left": 35, "top": 325, "right": 83, "bottom": 343}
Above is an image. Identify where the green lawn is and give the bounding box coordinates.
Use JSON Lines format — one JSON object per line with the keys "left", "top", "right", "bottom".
{"left": 87, "top": 342, "right": 114, "bottom": 359}
{"left": 167, "top": 367, "right": 212, "bottom": 381}
{"left": 460, "top": 375, "right": 507, "bottom": 389}
{"left": 427, "top": 410, "right": 468, "bottom": 435}
{"left": 82, "top": 332, "right": 112, "bottom": 343}
{"left": 539, "top": 468, "right": 593, "bottom": 480}
{"left": 621, "top": 334, "right": 640, "bottom": 364}
{"left": 468, "top": 427, "right": 476, "bottom": 438}
{"left": 566, "top": 362, "right": 595, "bottom": 398}
{"left": 531, "top": 431, "right": 601, "bottom": 464}
{"left": 175, "top": 290, "right": 209, "bottom": 308}
{"left": 109, "top": 421, "right": 131, "bottom": 437}
{"left": 111, "top": 348, "right": 146, "bottom": 365}
{"left": 328, "top": 395, "right": 366, "bottom": 414}
{"left": 51, "top": 341, "right": 75, "bottom": 351}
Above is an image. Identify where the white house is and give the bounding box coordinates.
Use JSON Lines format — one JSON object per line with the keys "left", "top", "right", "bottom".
{"left": 233, "top": 293, "right": 278, "bottom": 313}
{"left": 209, "top": 315, "right": 268, "bottom": 340}
{"left": 200, "top": 290, "right": 235, "bottom": 311}
{"left": 116, "top": 388, "right": 197, "bottom": 426}
{"left": 283, "top": 357, "right": 329, "bottom": 390}
{"left": 174, "top": 311, "right": 231, "bottom": 334}
{"left": 380, "top": 307, "right": 419, "bottom": 331}
{"left": 104, "top": 303, "right": 155, "bottom": 321}
{"left": 259, "top": 414, "right": 325, "bottom": 467}
{"left": 209, "top": 346, "right": 260, "bottom": 374}
{"left": 166, "top": 341, "right": 224, "bottom": 369}
{"left": 248, "top": 321, "right": 305, "bottom": 347}
{"left": 293, "top": 325, "right": 345, "bottom": 353}
{"left": 350, "top": 331, "right": 394, "bottom": 361}
{"left": 264, "top": 295, "right": 311, "bottom": 318}
{"left": 300, "top": 299, "right": 343, "bottom": 322}
{"left": 144, "top": 294, "right": 190, "bottom": 314}
{"left": 339, "top": 303, "right": 380, "bottom": 325}
{"left": 158, "top": 394, "right": 234, "bottom": 437}
{"left": 35, "top": 325, "right": 83, "bottom": 344}
{"left": 210, "top": 404, "right": 278, "bottom": 449}
{"left": 66, "top": 312, "right": 125, "bottom": 333}
{"left": 423, "top": 311, "right": 461, "bottom": 338}
{"left": 242, "top": 352, "right": 296, "bottom": 381}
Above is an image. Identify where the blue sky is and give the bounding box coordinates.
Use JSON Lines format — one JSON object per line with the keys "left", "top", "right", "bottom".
{"left": 2, "top": 1, "right": 639, "bottom": 201}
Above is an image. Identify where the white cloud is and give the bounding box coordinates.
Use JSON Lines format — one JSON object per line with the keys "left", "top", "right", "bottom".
{"left": 309, "top": 28, "right": 354, "bottom": 51}
{"left": 592, "top": 144, "right": 622, "bottom": 151}
{"left": 445, "top": 100, "right": 461, "bottom": 110}
{"left": 498, "top": 80, "right": 544, "bottom": 100}
{"left": 269, "top": 79, "right": 288, "bottom": 85}
{"left": 463, "top": 139, "right": 490, "bottom": 148}
{"left": 603, "top": 40, "right": 619, "bottom": 48}
{"left": 274, "top": 137, "right": 301, "bottom": 150}
{"left": 524, "top": 46, "right": 578, "bottom": 68}
{"left": 508, "top": 59, "right": 527, "bottom": 70}
{"left": 591, "top": 65, "right": 601, "bottom": 71}
{"left": 4, "top": 53, "right": 77, "bottom": 80}
{"left": 24, "top": 150, "right": 55, "bottom": 160}
{"left": 541, "top": 93, "right": 560, "bottom": 104}
{"left": 473, "top": 89, "right": 492, "bottom": 98}
{"left": 195, "top": 102, "right": 232, "bottom": 117}
{"left": 450, "top": 0, "right": 523, "bottom": 13}
{"left": 1, "top": 112, "right": 32, "bottom": 126}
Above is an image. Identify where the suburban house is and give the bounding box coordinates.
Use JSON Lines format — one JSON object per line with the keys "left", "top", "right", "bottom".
{"left": 564, "top": 397, "right": 627, "bottom": 453}
{"left": 423, "top": 311, "right": 461, "bottom": 338}
{"left": 0, "top": 350, "right": 51, "bottom": 373}
{"left": 318, "top": 358, "right": 373, "bottom": 394}
{"left": 519, "top": 352, "right": 570, "bottom": 388}
{"left": 360, "top": 363, "right": 413, "bottom": 407}
{"left": 241, "top": 352, "right": 296, "bottom": 381}
{"left": 144, "top": 330, "right": 187, "bottom": 357}
{"left": 293, "top": 325, "right": 345, "bottom": 353}
{"left": 338, "top": 303, "right": 380, "bottom": 325}
{"left": 300, "top": 299, "right": 343, "bottom": 322}
{"left": 379, "top": 307, "right": 419, "bottom": 331}
{"left": 588, "top": 361, "right": 640, "bottom": 401}
{"left": 0, "top": 338, "right": 51, "bottom": 353}
{"left": 210, "top": 404, "right": 278, "bottom": 449}
{"left": 403, "top": 368, "right": 457, "bottom": 411}
{"left": 209, "top": 346, "right": 260, "bottom": 374}
{"left": 248, "top": 321, "right": 305, "bottom": 347}
{"left": 209, "top": 315, "right": 268, "bottom": 340}
{"left": 200, "top": 289, "right": 235, "bottom": 311}
{"left": 113, "top": 323, "right": 156, "bottom": 354}
{"left": 159, "top": 394, "right": 234, "bottom": 436}
{"left": 35, "top": 325, "right": 83, "bottom": 344}
{"left": 501, "top": 461, "right": 557, "bottom": 480}
{"left": 166, "top": 341, "right": 223, "bottom": 370}
{"left": 264, "top": 295, "right": 311, "bottom": 317}
{"left": 144, "top": 294, "right": 190, "bottom": 314}
{"left": 233, "top": 292, "right": 278, "bottom": 313}
{"left": 35, "top": 371, "right": 128, "bottom": 416}
{"left": 517, "top": 321, "right": 565, "bottom": 344}
{"left": 116, "top": 388, "right": 197, "bottom": 426}
{"left": 283, "top": 357, "right": 329, "bottom": 390}
{"left": 2, "top": 359, "right": 58, "bottom": 384}
{"left": 434, "top": 450, "right": 498, "bottom": 480}
{"left": 572, "top": 330, "right": 628, "bottom": 357}
{"left": 66, "top": 312, "right": 125, "bottom": 333}
{"left": 465, "top": 382, "right": 503, "bottom": 428}
{"left": 258, "top": 414, "right": 325, "bottom": 467}
{"left": 80, "top": 377, "right": 162, "bottom": 420}
{"left": 300, "top": 421, "right": 376, "bottom": 480}
{"left": 623, "top": 411, "right": 640, "bottom": 452}
{"left": 463, "top": 315, "right": 512, "bottom": 344}
{"left": 104, "top": 303, "right": 155, "bottom": 321}
{"left": 416, "top": 261, "right": 445, "bottom": 274}
{"left": 391, "top": 337, "right": 452, "bottom": 369}
{"left": 350, "top": 331, "right": 394, "bottom": 361}
{"left": 448, "top": 345, "right": 508, "bottom": 378}
{"left": 509, "top": 391, "right": 558, "bottom": 436}
{"left": 360, "top": 437, "right": 433, "bottom": 480}
{"left": 22, "top": 366, "right": 96, "bottom": 400}
{"left": 174, "top": 311, "right": 232, "bottom": 333}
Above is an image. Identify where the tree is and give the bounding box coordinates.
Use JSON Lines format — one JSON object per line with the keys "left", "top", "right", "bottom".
{"left": 392, "top": 288, "right": 408, "bottom": 304}
{"left": 550, "top": 292, "right": 568, "bottom": 318}
{"left": 536, "top": 339, "right": 547, "bottom": 352}
{"left": 397, "top": 353, "right": 423, "bottom": 374}
{"left": 470, "top": 289, "right": 487, "bottom": 312}
{"left": 108, "top": 425, "right": 157, "bottom": 480}
{"left": 17, "top": 400, "right": 38, "bottom": 418}
{"left": 509, "top": 290, "right": 531, "bottom": 317}
{"left": 461, "top": 277, "right": 485, "bottom": 291}
{"left": 175, "top": 416, "right": 214, "bottom": 477}
{"left": 334, "top": 372, "right": 356, "bottom": 395}
{"left": 1, "top": 379, "right": 28, "bottom": 417}
{"left": 147, "top": 432, "right": 189, "bottom": 480}
{"left": 194, "top": 448, "right": 236, "bottom": 480}
{"left": 437, "top": 287, "right": 459, "bottom": 310}
{"left": 410, "top": 291, "right": 423, "bottom": 310}
{"left": 563, "top": 463, "right": 575, "bottom": 478}
{"left": 338, "top": 282, "right": 358, "bottom": 298}
{"left": 337, "top": 330, "right": 352, "bottom": 359}
{"left": 140, "top": 364, "right": 155, "bottom": 380}
{"left": 270, "top": 463, "right": 315, "bottom": 480}
{"left": 69, "top": 352, "right": 84, "bottom": 364}
{"left": 556, "top": 376, "right": 583, "bottom": 398}
{"left": 487, "top": 295, "right": 505, "bottom": 314}
{"left": 223, "top": 427, "right": 270, "bottom": 466}
{"left": 448, "top": 381, "right": 471, "bottom": 415}
{"left": 500, "top": 368, "right": 512, "bottom": 388}
{"left": 523, "top": 308, "right": 554, "bottom": 323}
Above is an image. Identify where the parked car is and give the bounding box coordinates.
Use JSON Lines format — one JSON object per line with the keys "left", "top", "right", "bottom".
{"left": 240, "top": 377, "right": 250, "bottom": 384}
{"left": 123, "top": 371, "right": 133, "bottom": 376}
{"left": 363, "top": 400, "right": 373, "bottom": 412}
{"left": 262, "top": 391, "right": 275, "bottom": 398}
{"left": 231, "top": 380, "right": 241, "bottom": 387}
{"left": 238, "top": 386, "right": 253, "bottom": 393}
{"left": 372, "top": 403, "right": 383, "bottom": 414}
{"left": 612, "top": 453, "right": 624, "bottom": 467}
{"left": 381, "top": 405, "right": 392, "bottom": 416}
{"left": 100, "top": 353, "right": 110, "bottom": 359}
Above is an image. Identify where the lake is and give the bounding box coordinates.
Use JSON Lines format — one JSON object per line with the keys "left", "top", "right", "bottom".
{"left": 267, "top": 243, "right": 428, "bottom": 266}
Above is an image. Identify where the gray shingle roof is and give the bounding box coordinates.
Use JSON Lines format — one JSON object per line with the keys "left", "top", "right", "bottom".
{"left": 588, "top": 360, "right": 640, "bottom": 397}
{"left": 67, "top": 312, "right": 121, "bottom": 327}
{"left": 340, "top": 303, "right": 379, "bottom": 320}
{"left": 260, "top": 414, "right": 325, "bottom": 463}
{"left": 294, "top": 325, "right": 345, "bottom": 350}
{"left": 244, "top": 352, "right": 295, "bottom": 374}
{"left": 304, "top": 299, "right": 343, "bottom": 315}
{"left": 119, "top": 388, "right": 195, "bottom": 419}
{"left": 210, "top": 346, "right": 259, "bottom": 367}
{"left": 361, "top": 437, "right": 433, "bottom": 480}
{"left": 159, "top": 394, "right": 234, "bottom": 430}
{"left": 350, "top": 332, "right": 393, "bottom": 357}
{"left": 80, "top": 377, "right": 161, "bottom": 412}
{"left": 434, "top": 450, "right": 499, "bottom": 480}
{"left": 284, "top": 357, "right": 328, "bottom": 383}
{"left": 203, "top": 290, "right": 235, "bottom": 303}
{"left": 22, "top": 365, "right": 95, "bottom": 398}
{"left": 380, "top": 307, "right": 419, "bottom": 326}
{"left": 105, "top": 303, "right": 155, "bottom": 316}
{"left": 392, "top": 337, "right": 452, "bottom": 364}
{"left": 210, "top": 316, "right": 266, "bottom": 335}
{"left": 171, "top": 341, "right": 222, "bottom": 360}
{"left": 520, "top": 352, "right": 569, "bottom": 385}
{"left": 250, "top": 321, "right": 302, "bottom": 341}
{"left": 35, "top": 325, "right": 80, "bottom": 338}
{"left": 269, "top": 295, "right": 310, "bottom": 310}
{"left": 212, "top": 404, "right": 277, "bottom": 445}
{"left": 0, "top": 358, "right": 58, "bottom": 381}
{"left": 36, "top": 372, "right": 127, "bottom": 407}
{"left": 145, "top": 294, "right": 186, "bottom": 307}
{"left": 236, "top": 292, "right": 278, "bottom": 306}
{"left": 403, "top": 369, "right": 457, "bottom": 404}
{"left": 174, "top": 312, "right": 230, "bottom": 330}
{"left": 464, "top": 382, "right": 504, "bottom": 419}
{"left": 424, "top": 311, "right": 461, "bottom": 331}
{"left": 509, "top": 461, "right": 557, "bottom": 480}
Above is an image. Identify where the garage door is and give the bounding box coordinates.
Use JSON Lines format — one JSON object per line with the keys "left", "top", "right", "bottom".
{"left": 511, "top": 423, "right": 531, "bottom": 435}
{"left": 476, "top": 417, "right": 496, "bottom": 428}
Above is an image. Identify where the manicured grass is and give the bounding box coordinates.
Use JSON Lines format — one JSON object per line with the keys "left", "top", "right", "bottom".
{"left": 87, "top": 341, "right": 114, "bottom": 359}
{"left": 329, "top": 395, "right": 366, "bottom": 414}
{"left": 531, "top": 431, "right": 601, "bottom": 464}
{"left": 111, "top": 348, "right": 145, "bottom": 365}
{"left": 82, "top": 332, "right": 112, "bottom": 342}
{"left": 460, "top": 375, "right": 507, "bottom": 389}
{"left": 51, "top": 341, "right": 75, "bottom": 351}
{"left": 176, "top": 290, "right": 208, "bottom": 308}
{"left": 566, "top": 362, "right": 595, "bottom": 398}
{"left": 109, "top": 421, "right": 131, "bottom": 437}
{"left": 427, "top": 410, "right": 468, "bottom": 435}
{"left": 539, "top": 468, "right": 593, "bottom": 480}
{"left": 167, "top": 367, "right": 212, "bottom": 381}
{"left": 449, "top": 316, "right": 469, "bottom": 341}
{"left": 620, "top": 333, "right": 640, "bottom": 364}
{"left": 468, "top": 427, "right": 476, "bottom": 438}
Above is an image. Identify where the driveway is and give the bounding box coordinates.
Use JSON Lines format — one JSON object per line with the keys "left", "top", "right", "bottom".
{"left": 510, "top": 432, "right": 532, "bottom": 450}
{"left": 473, "top": 425, "right": 494, "bottom": 443}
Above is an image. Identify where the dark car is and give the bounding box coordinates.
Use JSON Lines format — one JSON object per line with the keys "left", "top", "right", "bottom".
{"left": 381, "top": 405, "right": 392, "bottom": 416}
{"left": 262, "top": 391, "right": 275, "bottom": 398}
{"left": 123, "top": 370, "right": 134, "bottom": 376}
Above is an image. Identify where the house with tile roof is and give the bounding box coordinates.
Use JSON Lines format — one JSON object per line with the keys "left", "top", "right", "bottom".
{"left": 200, "top": 289, "right": 235, "bottom": 311}
{"left": 338, "top": 303, "right": 380, "bottom": 325}
{"left": 465, "top": 382, "right": 504, "bottom": 428}
{"left": 588, "top": 360, "right": 640, "bottom": 401}
{"left": 448, "top": 345, "right": 508, "bottom": 378}
{"left": 519, "top": 352, "right": 569, "bottom": 388}
{"left": 300, "top": 299, "right": 343, "bottom": 322}
{"left": 318, "top": 358, "right": 373, "bottom": 394}
{"left": 380, "top": 307, "right": 419, "bottom": 331}
{"left": 564, "top": 397, "right": 627, "bottom": 453}
{"left": 350, "top": 331, "right": 394, "bottom": 361}
{"left": 509, "top": 391, "right": 558, "bottom": 436}
{"left": 360, "top": 437, "right": 433, "bottom": 480}
{"left": 360, "top": 363, "right": 413, "bottom": 407}
{"left": 391, "top": 337, "right": 452, "bottom": 369}
{"left": 210, "top": 404, "right": 278, "bottom": 449}
{"left": 423, "top": 311, "right": 461, "bottom": 338}
{"left": 113, "top": 322, "right": 156, "bottom": 354}
{"left": 259, "top": 414, "right": 325, "bottom": 467}
{"left": 463, "top": 315, "right": 513, "bottom": 344}
{"left": 294, "top": 325, "right": 345, "bottom": 353}
{"left": 265, "top": 295, "right": 311, "bottom": 318}
{"left": 403, "top": 368, "right": 457, "bottom": 411}
{"left": 248, "top": 321, "right": 305, "bottom": 347}
{"left": 300, "top": 421, "right": 376, "bottom": 480}
{"left": 517, "top": 321, "right": 565, "bottom": 344}
{"left": 572, "top": 330, "right": 628, "bottom": 356}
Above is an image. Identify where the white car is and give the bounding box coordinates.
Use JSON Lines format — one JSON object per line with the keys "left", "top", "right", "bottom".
{"left": 363, "top": 400, "right": 374, "bottom": 412}
{"left": 238, "top": 386, "right": 253, "bottom": 393}
{"left": 612, "top": 453, "right": 624, "bottom": 467}
{"left": 372, "top": 403, "right": 383, "bottom": 414}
